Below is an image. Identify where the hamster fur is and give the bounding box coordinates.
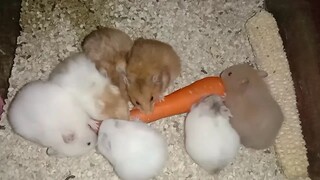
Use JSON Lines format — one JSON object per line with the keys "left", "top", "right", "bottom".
{"left": 124, "top": 38, "right": 181, "bottom": 114}
{"left": 97, "top": 119, "right": 168, "bottom": 180}
{"left": 48, "top": 53, "right": 129, "bottom": 122}
{"left": 82, "top": 26, "right": 133, "bottom": 102}
{"left": 7, "top": 80, "right": 97, "bottom": 157}
{"left": 184, "top": 95, "right": 240, "bottom": 174}
{"left": 220, "top": 63, "right": 284, "bottom": 149}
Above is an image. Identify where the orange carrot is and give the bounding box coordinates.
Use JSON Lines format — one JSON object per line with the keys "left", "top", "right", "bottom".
{"left": 130, "top": 76, "right": 225, "bottom": 123}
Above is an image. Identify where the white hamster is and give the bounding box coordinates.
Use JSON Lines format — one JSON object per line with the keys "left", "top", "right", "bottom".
{"left": 7, "top": 80, "right": 97, "bottom": 157}
{"left": 97, "top": 119, "right": 168, "bottom": 180}
{"left": 184, "top": 95, "right": 240, "bottom": 174}
{"left": 48, "top": 53, "right": 129, "bottom": 124}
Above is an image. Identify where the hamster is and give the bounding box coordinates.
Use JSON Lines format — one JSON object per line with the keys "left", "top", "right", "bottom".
{"left": 48, "top": 53, "right": 129, "bottom": 123}
{"left": 82, "top": 26, "right": 133, "bottom": 102}
{"left": 7, "top": 80, "right": 97, "bottom": 157}
{"left": 220, "top": 63, "right": 284, "bottom": 149}
{"left": 184, "top": 94, "right": 240, "bottom": 174}
{"left": 97, "top": 119, "right": 168, "bottom": 180}
{"left": 125, "top": 38, "right": 181, "bottom": 113}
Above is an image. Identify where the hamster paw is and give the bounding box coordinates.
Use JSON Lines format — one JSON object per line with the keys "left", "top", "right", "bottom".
{"left": 88, "top": 119, "right": 100, "bottom": 133}
{"left": 46, "top": 147, "right": 61, "bottom": 157}
{"left": 220, "top": 105, "right": 233, "bottom": 118}
{"left": 158, "top": 94, "right": 165, "bottom": 102}
{"left": 130, "top": 116, "right": 142, "bottom": 122}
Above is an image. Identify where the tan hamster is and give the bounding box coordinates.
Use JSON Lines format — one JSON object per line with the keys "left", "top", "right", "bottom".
{"left": 81, "top": 26, "right": 133, "bottom": 102}
{"left": 125, "top": 38, "right": 181, "bottom": 114}
{"left": 220, "top": 63, "right": 284, "bottom": 149}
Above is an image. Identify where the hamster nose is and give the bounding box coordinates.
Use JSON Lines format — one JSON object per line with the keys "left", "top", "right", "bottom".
{"left": 144, "top": 109, "right": 152, "bottom": 114}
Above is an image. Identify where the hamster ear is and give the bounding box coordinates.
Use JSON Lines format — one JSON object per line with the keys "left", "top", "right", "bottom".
{"left": 111, "top": 85, "right": 120, "bottom": 94}
{"left": 96, "top": 64, "right": 108, "bottom": 77}
{"left": 257, "top": 70, "right": 268, "bottom": 78}
{"left": 62, "top": 132, "right": 75, "bottom": 144}
{"left": 152, "top": 73, "right": 161, "bottom": 84}
{"left": 161, "top": 70, "right": 171, "bottom": 90}
{"left": 239, "top": 78, "right": 249, "bottom": 91}
{"left": 116, "top": 60, "right": 130, "bottom": 86}
{"left": 116, "top": 60, "right": 126, "bottom": 74}
{"left": 152, "top": 70, "right": 170, "bottom": 88}
{"left": 220, "top": 105, "right": 233, "bottom": 118}
{"left": 123, "top": 74, "right": 134, "bottom": 86}
{"left": 190, "top": 100, "right": 201, "bottom": 110}
{"left": 82, "top": 38, "right": 103, "bottom": 61}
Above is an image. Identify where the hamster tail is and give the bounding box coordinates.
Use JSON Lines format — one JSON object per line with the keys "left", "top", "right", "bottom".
{"left": 208, "top": 168, "right": 222, "bottom": 179}
{"left": 208, "top": 168, "right": 221, "bottom": 180}
{"left": 208, "top": 168, "right": 221, "bottom": 174}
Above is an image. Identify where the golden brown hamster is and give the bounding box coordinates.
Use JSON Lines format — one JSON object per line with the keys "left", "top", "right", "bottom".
{"left": 220, "top": 63, "right": 284, "bottom": 149}
{"left": 124, "top": 38, "right": 181, "bottom": 114}
{"left": 81, "top": 26, "right": 133, "bottom": 102}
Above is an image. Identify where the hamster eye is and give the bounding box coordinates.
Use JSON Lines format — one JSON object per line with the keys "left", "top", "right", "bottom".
{"left": 150, "top": 96, "right": 154, "bottom": 101}
{"left": 228, "top": 72, "right": 232, "bottom": 76}
{"left": 136, "top": 101, "right": 140, "bottom": 105}
{"left": 87, "top": 142, "right": 91, "bottom": 146}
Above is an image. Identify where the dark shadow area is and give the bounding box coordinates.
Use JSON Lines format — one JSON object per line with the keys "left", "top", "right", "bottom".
{"left": 0, "top": 0, "right": 22, "bottom": 100}
{"left": 266, "top": 0, "right": 320, "bottom": 179}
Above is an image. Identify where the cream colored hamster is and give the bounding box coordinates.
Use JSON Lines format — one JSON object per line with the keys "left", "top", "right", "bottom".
{"left": 125, "top": 38, "right": 181, "bottom": 114}
{"left": 184, "top": 95, "right": 240, "bottom": 174}
{"left": 48, "top": 53, "right": 129, "bottom": 123}
{"left": 220, "top": 63, "right": 284, "bottom": 149}
{"left": 7, "top": 80, "right": 97, "bottom": 157}
{"left": 97, "top": 119, "right": 168, "bottom": 180}
{"left": 82, "top": 26, "right": 133, "bottom": 102}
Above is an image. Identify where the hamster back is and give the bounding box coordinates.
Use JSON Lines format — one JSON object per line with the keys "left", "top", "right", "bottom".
{"left": 97, "top": 119, "right": 168, "bottom": 180}
{"left": 184, "top": 95, "right": 240, "bottom": 173}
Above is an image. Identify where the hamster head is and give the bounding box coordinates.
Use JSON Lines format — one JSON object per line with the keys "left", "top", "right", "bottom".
{"left": 97, "top": 119, "right": 168, "bottom": 180}
{"left": 97, "top": 119, "right": 122, "bottom": 163}
{"left": 125, "top": 74, "right": 163, "bottom": 114}
{"left": 98, "top": 118, "right": 127, "bottom": 135}
{"left": 97, "top": 119, "right": 133, "bottom": 152}
{"left": 81, "top": 27, "right": 133, "bottom": 63}
{"left": 81, "top": 27, "right": 133, "bottom": 83}
{"left": 192, "top": 95, "right": 232, "bottom": 119}
{"left": 47, "top": 125, "right": 97, "bottom": 157}
{"left": 220, "top": 63, "right": 268, "bottom": 93}
{"left": 124, "top": 38, "right": 181, "bottom": 114}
